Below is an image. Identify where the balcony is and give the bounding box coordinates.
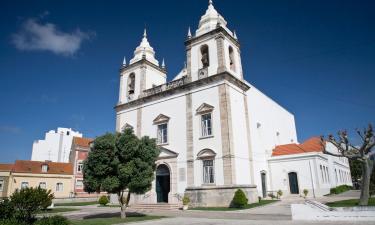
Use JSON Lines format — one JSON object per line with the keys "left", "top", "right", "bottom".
{"left": 142, "top": 76, "right": 189, "bottom": 97}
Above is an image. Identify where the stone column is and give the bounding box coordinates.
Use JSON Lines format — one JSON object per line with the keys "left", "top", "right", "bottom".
{"left": 136, "top": 108, "right": 142, "bottom": 137}
{"left": 243, "top": 95, "right": 255, "bottom": 184}
{"left": 216, "top": 35, "right": 227, "bottom": 74}
{"left": 139, "top": 65, "right": 146, "bottom": 97}
{"left": 185, "top": 93, "right": 194, "bottom": 186}
{"left": 218, "top": 84, "right": 236, "bottom": 185}
{"left": 186, "top": 47, "right": 192, "bottom": 81}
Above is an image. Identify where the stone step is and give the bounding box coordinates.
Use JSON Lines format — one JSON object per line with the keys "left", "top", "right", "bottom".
{"left": 130, "top": 203, "right": 180, "bottom": 210}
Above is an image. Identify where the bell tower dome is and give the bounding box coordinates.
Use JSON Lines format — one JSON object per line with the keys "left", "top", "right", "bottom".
{"left": 185, "top": 0, "right": 243, "bottom": 81}
{"left": 118, "top": 29, "right": 167, "bottom": 104}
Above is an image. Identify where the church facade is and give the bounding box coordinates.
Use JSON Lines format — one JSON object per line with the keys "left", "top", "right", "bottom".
{"left": 115, "top": 1, "right": 299, "bottom": 206}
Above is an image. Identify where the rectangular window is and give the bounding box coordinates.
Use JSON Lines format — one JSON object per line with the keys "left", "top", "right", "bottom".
{"left": 41, "top": 165, "right": 48, "bottom": 173}
{"left": 157, "top": 123, "right": 168, "bottom": 144}
{"left": 203, "top": 160, "right": 215, "bottom": 184}
{"left": 56, "top": 183, "right": 63, "bottom": 192}
{"left": 201, "top": 113, "right": 212, "bottom": 137}
{"left": 76, "top": 180, "right": 83, "bottom": 188}
{"left": 77, "top": 163, "right": 83, "bottom": 173}
{"left": 39, "top": 182, "right": 46, "bottom": 189}
{"left": 21, "top": 182, "right": 29, "bottom": 189}
{"left": 0, "top": 179, "right": 3, "bottom": 191}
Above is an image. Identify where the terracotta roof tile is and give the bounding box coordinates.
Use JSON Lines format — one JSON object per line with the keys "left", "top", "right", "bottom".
{"left": 73, "top": 137, "right": 93, "bottom": 148}
{"left": 0, "top": 164, "right": 13, "bottom": 171}
{"left": 12, "top": 160, "right": 73, "bottom": 175}
{"left": 272, "top": 137, "right": 324, "bottom": 156}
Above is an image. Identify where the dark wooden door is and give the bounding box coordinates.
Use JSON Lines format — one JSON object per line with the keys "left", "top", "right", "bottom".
{"left": 261, "top": 172, "right": 267, "bottom": 198}
{"left": 156, "top": 165, "right": 170, "bottom": 203}
{"left": 288, "top": 172, "right": 299, "bottom": 194}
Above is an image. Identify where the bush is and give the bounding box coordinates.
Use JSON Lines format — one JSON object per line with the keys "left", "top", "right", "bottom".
{"left": 98, "top": 195, "right": 109, "bottom": 206}
{"left": 35, "top": 215, "right": 70, "bottom": 225}
{"left": 277, "top": 190, "right": 283, "bottom": 199}
{"left": 10, "top": 187, "right": 54, "bottom": 223}
{"left": 258, "top": 196, "right": 262, "bottom": 203}
{"left": 182, "top": 195, "right": 190, "bottom": 205}
{"left": 0, "top": 218, "right": 28, "bottom": 225}
{"left": 0, "top": 199, "right": 13, "bottom": 220}
{"left": 268, "top": 193, "right": 276, "bottom": 199}
{"left": 330, "top": 185, "right": 352, "bottom": 195}
{"left": 303, "top": 189, "right": 309, "bottom": 198}
{"left": 231, "top": 189, "right": 248, "bottom": 208}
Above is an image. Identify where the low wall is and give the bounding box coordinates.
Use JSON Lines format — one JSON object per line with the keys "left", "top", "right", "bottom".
{"left": 185, "top": 185, "right": 257, "bottom": 207}
{"left": 52, "top": 196, "right": 100, "bottom": 204}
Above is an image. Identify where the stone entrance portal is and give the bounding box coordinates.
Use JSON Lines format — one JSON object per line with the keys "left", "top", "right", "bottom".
{"left": 156, "top": 164, "right": 170, "bottom": 203}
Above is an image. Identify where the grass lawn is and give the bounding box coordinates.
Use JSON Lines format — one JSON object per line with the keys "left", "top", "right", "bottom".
{"left": 326, "top": 198, "right": 375, "bottom": 207}
{"left": 190, "top": 200, "right": 279, "bottom": 211}
{"left": 39, "top": 208, "right": 80, "bottom": 213}
{"left": 70, "top": 215, "right": 164, "bottom": 225}
{"left": 54, "top": 201, "right": 98, "bottom": 206}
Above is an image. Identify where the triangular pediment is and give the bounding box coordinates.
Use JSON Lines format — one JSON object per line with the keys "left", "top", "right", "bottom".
{"left": 196, "top": 103, "right": 214, "bottom": 114}
{"left": 121, "top": 123, "right": 134, "bottom": 131}
{"left": 153, "top": 114, "right": 170, "bottom": 124}
{"left": 158, "top": 147, "right": 179, "bottom": 159}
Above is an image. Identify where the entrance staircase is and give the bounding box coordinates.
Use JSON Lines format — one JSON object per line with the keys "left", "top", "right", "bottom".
{"left": 130, "top": 203, "right": 180, "bottom": 210}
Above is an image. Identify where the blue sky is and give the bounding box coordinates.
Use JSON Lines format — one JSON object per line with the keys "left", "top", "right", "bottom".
{"left": 0, "top": 0, "right": 374, "bottom": 163}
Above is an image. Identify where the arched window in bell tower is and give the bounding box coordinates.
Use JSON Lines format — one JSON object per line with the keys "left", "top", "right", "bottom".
{"left": 127, "top": 73, "right": 135, "bottom": 99}
{"left": 228, "top": 46, "right": 236, "bottom": 72}
{"left": 200, "top": 45, "right": 210, "bottom": 69}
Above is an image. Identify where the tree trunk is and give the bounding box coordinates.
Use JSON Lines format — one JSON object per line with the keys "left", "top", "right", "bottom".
{"left": 120, "top": 203, "right": 127, "bottom": 219}
{"left": 118, "top": 192, "right": 127, "bottom": 219}
{"left": 359, "top": 159, "right": 374, "bottom": 206}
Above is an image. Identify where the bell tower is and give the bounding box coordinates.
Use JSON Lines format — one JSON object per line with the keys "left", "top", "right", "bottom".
{"left": 118, "top": 29, "right": 167, "bottom": 104}
{"left": 185, "top": 0, "right": 243, "bottom": 81}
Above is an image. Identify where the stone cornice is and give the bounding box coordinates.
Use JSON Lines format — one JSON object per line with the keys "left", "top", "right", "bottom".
{"left": 185, "top": 26, "right": 240, "bottom": 49}
{"left": 114, "top": 72, "right": 250, "bottom": 112}
{"left": 119, "top": 58, "right": 167, "bottom": 76}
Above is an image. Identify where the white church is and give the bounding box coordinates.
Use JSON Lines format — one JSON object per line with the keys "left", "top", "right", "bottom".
{"left": 115, "top": 1, "right": 352, "bottom": 206}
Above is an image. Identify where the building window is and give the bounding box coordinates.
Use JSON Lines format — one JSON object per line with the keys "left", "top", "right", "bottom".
{"left": 200, "top": 44, "right": 210, "bottom": 68}
{"left": 326, "top": 167, "right": 330, "bottom": 182}
{"left": 201, "top": 113, "right": 212, "bottom": 137}
{"left": 77, "top": 162, "right": 83, "bottom": 173}
{"left": 21, "top": 182, "right": 29, "bottom": 189}
{"left": 335, "top": 169, "right": 338, "bottom": 183}
{"left": 56, "top": 183, "right": 63, "bottom": 192}
{"left": 39, "top": 182, "right": 46, "bottom": 189}
{"left": 41, "top": 164, "right": 48, "bottom": 173}
{"left": 76, "top": 180, "right": 83, "bottom": 188}
{"left": 157, "top": 123, "right": 168, "bottom": 144}
{"left": 0, "top": 179, "right": 3, "bottom": 191}
{"left": 203, "top": 160, "right": 215, "bottom": 184}
{"left": 320, "top": 165, "right": 324, "bottom": 183}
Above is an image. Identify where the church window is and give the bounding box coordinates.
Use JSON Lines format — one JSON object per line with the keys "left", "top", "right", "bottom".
{"left": 320, "top": 165, "right": 324, "bottom": 183}
{"left": 326, "top": 166, "right": 330, "bottom": 182}
{"left": 229, "top": 46, "right": 236, "bottom": 72}
{"left": 200, "top": 45, "right": 210, "bottom": 68}
{"left": 56, "top": 182, "right": 63, "bottom": 192}
{"left": 201, "top": 113, "right": 212, "bottom": 137}
{"left": 39, "top": 182, "right": 46, "bottom": 189}
{"left": 127, "top": 73, "right": 135, "bottom": 97}
{"left": 157, "top": 123, "right": 168, "bottom": 144}
{"left": 203, "top": 160, "right": 215, "bottom": 184}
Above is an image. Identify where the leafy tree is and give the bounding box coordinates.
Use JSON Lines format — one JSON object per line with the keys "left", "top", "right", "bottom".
{"left": 83, "top": 128, "right": 160, "bottom": 218}
{"left": 10, "top": 187, "right": 54, "bottom": 223}
{"left": 321, "top": 124, "right": 375, "bottom": 206}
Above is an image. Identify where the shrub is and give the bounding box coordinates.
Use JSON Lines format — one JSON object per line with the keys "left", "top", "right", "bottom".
{"left": 258, "top": 196, "right": 262, "bottom": 203}
{"left": 303, "top": 189, "right": 309, "bottom": 198}
{"left": 35, "top": 215, "right": 70, "bottom": 225}
{"left": 0, "top": 218, "right": 28, "bottom": 225}
{"left": 98, "top": 195, "right": 109, "bottom": 206}
{"left": 231, "top": 189, "right": 248, "bottom": 208}
{"left": 0, "top": 199, "right": 13, "bottom": 220}
{"left": 330, "top": 185, "right": 352, "bottom": 195}
{"left": 277, "top": 190, "right": 283, "bottom": 199}
{"left": 182, "top": 195, "right": 190, "bottom": 205}
{"left": 10, "top": 187, "right": 54, "bottom": 223}
{"left": 268, "top": 193, "right": 276, "bottom": 199}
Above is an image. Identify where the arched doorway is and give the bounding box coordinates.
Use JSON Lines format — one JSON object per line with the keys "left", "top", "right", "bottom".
{"left": 156, "top": 164, "right": 170, "bottom": 203}
{"left": 288, "top": 172, "right": 299, "bottom": 194}
{"left": 261, "top": 172, "right": 267, "bottom": 198}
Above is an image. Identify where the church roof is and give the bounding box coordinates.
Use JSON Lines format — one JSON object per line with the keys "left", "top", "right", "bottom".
{"left": 129, "top": 29, "right": 159, "bottom": 66}
{"left": 272, "top": 137, "right": 324, "bottom": 156}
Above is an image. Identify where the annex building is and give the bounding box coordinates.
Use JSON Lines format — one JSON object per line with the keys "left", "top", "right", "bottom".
{"left": 114, "top": 1, "right": 351, "bottom": 206}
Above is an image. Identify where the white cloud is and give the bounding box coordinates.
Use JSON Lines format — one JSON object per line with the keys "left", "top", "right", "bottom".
{"left": 12, "top": 18, "right": 93, "bottom": 56}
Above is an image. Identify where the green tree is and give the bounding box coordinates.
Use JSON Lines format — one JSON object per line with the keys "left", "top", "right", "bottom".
{"left": 231, "top": 189, "right": 248, "bottom": 208}
{"left": 321, "top": 124, "right": 375, "bottom": 206}
{"left": 83, "top": 128, "right": 160, "bottom": 218}
{"left": 10, "top": 187, "right": 54, "bottom": 223}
